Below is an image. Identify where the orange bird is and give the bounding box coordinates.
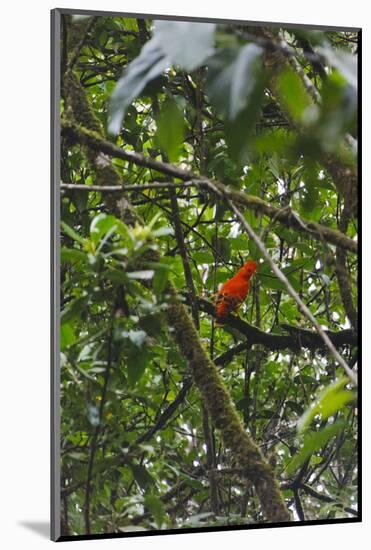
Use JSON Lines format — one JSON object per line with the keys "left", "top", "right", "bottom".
{"left": 214, "top": 260, "right": 257, "bottom": 322}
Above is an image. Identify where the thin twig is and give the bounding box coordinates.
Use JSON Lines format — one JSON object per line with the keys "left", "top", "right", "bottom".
{"left": 61, "top": 181, "right": 196, "bottom": 192}
{"left": 83, "top": 323, "right": 114, "bottom": 533}
{"left": 169, "top": 189, "right": 200, "bottom": 329}
{"left": 298, "top": 483, "right": 358, "bottom": 517}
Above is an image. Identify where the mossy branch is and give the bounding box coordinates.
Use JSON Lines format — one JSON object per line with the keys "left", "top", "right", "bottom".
{"left": 60, "top": 120, "right": 357, "bottom": 255}
{"left": 335, "top": 206, "right": 358, "bottom": 333}
{"left": 166, "top": 287, "right": 290, "bottom": 522}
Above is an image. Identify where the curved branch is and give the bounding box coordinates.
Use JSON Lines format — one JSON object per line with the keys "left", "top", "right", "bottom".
{"left": 61, "top": 121, "right": 357, "bottom": 255}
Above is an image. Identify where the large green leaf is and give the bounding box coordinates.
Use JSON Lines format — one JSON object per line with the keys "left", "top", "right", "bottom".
{"left": 206, "top": 44, "right": 265, "bottom": 160}
{"left": 61, "top": 247, "right": 87, "bottom": 265}
{"left": 317, "top": 45, "right": 357, "bottom": 89}
{"left": 276, "top": 67, "right": 312, "bottom": 123}
{"left": 206, "top": 44, "right": 263, "bottom": 121}
{"left": 90, "top": 213, "right": 118, "bottom": 244}
{"left": 61, "top": 220, "right": 86, "bottom": 246}
{"left": 144, "top": 493, "right": 168, "bottom": 528}
{"left": 108, "top": 39, "right": 169, "bottom": 135}
{"left": 127, "top": 349, "right": 152, "bottom": 386}
{"left": 154, "top": 20, "right": 215, "bottom": 71}
{"left": 109, "top": 21, "right": 215, "bottom": 135}
{"left": 286, "top": 420, "right": 345, "bottom": 474}
{"left": 298, "top": 377, "right": 355, "bottom": 433}
{"left": 155, "top": 97, "right": 185, "bottom": 162}
{"left": 61, "top": 321, "right": 76, "bottom": 350}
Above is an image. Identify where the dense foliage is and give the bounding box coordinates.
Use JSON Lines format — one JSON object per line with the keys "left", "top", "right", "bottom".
{"left": 59, "top": 14, "right": 358, "bottom": 537}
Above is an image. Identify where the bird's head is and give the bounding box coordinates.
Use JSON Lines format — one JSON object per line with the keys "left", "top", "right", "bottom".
{"left": 240, "top": 260, "right": 257, "bottom": 279}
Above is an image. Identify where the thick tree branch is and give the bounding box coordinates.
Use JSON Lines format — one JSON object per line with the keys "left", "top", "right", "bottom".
{"left": 335, "top": 206, "right": 358, "bottom": 332}
{"left": 67, "top": 16, "right": 98, "bottom": 71}
{"left": 61, "top": 121, "right": 357, "bottom": 255}
{"left": 196, "top": 297, "right": 357, "bottom": 352}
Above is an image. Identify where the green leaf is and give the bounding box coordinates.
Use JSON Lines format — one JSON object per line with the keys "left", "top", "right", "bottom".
{"left": 212, "top": 236, "right": 231, "bottom": 262}
{"left": 154, "top": 20, "right": 215, "bottom": 71}
{"left": 286, "top": 420, "right": 345, "bottom": 474}
{"left": 298, "top": 377, "right": 355, "bottom": 433}
{"left": 193, "top": 251, "right": 215, "bottom": 264}
{"left": 108, "top": 38, "right": 169, "bottom": 134}
{"left": 127, "top": 270, "right": 155, "bottom": 280}
{"left": 61, "top": 296, "right": 89, "bottom": 323}
{"left": 90, "top": 213, "right": 118, "bottom": 244}
{"left": 61, "top": 221, "right": 86, "bottom": 245}
{"left": 127, "top": 349, "right": 152, "bottom": 386}
{"left": 144, "top": 493, "right": 167, "bottom": 528}
{"left": 300, "top": 165, "right": 321, "bottom": 213}
{"left": 131, "top": 464, "right": 156, "bottom": 489}
{"left": 156, "top": 98, "right": 185, "bottom": 162}
{"left": 276, "top": 67, "right": 312, "bottom": 123}
{"left": 61, "top": 322, "right": 76, "bottom": 349}
{"left": 206, "top": 44, "right": 263, "bottom": 121}
{"left": 109, "top": 21, "right": 215, "bottom": 135}
{"left": 61, "top": 247, "right": 87, "bottom": 265}
{"left": 229, "top": 237, "right": 250, "bottom": 251}
{"left": 104, "top": 267, "right": 129, "bottom": 285}
{"left": 153, "top": 263, "right": 170, "bottom": 294}
{"left": 206, "top": 44, "right": 265, "bottom": 159}
{"left": 236, "top": 397, "right": 249, "bottom": 411}
{"left": 260, "top": 273, "right": 300, "bottom": 293}
{"left": 320, "top": 390, "right": 355, "bottom": 417}
{"left": 317, "top": 45, "right": 357, "bottom": 89}
{"left": 179, "top": 472, "right": 204, "bottom": 490}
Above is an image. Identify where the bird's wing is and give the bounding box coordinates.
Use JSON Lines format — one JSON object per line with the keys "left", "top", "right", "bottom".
{"left": 215, "top": 290, "right": 243, "bottom": 318}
